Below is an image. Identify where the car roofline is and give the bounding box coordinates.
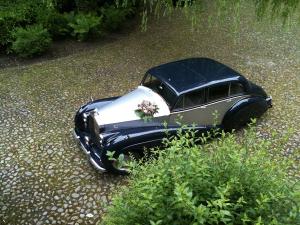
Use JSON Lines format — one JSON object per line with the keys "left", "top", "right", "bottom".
{"left": 144, "top": 74, "right": 248, "bottom": 97}
{"left": 146, "top": 58, "right": 246, "bottom": 95}
{"left": 177, "top": 76, "right": 249, "bottom": 95}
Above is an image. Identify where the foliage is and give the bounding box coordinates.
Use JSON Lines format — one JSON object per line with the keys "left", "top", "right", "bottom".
{"left": 120, "top": 0, "right": 300, "bottom": 30}
{"left": 102, "top": 5, "right": 133, "bottom": 31}
{"left": 0, "top": 0, "right": 136, "bottom": 56}
{"left": 102, "top": 124, "right": 300, "bottom": 225}
{"left": 11, "top": 24, "right": 52, "bottom": 57}
{"left": 69, "top": 13, "right": 103, "bottom": 41}
{"left": 54, "top": 0, "right": 75, "bottom": 13}
{"left": 0, "top": 1, "right": 38, "bottom": 49}
{"left": 74, "top": 0, "right": 113, "bottom": 12}
{"left": 2, "top": 0, "right": 298, "bottom": 56}
{"left": 54, "top": 0, "right": 121, "bottom": 13}
{"left": 106, "top": 150, "right": 126, "bottom": 169}
{"left": 36, "top": 9, "right": 72, "bottom": 38}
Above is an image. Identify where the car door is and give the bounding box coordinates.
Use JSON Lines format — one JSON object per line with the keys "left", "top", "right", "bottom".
{"left": 169, "top": 88, "right": 209, "bottom": 125}
{"left": 169, "top": 82, "right": 246, "bottom": 126}
{"left": 202, "top": 83, "right": 236, "bottom": 125}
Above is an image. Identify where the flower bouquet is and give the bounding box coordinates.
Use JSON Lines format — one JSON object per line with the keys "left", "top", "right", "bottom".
{"left": 135, "top": 100, "right": 159, "bottom": 122}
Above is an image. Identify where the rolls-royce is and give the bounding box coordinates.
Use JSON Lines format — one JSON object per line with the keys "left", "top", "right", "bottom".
{"left": 74, "top": 58, "right": 272, "bottom": 174}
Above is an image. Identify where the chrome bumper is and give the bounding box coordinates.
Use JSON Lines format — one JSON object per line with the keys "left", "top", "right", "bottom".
{"left": 266, "top": 96, "right": 272, "bottom": 108}
{"left": 73, "top": 130, "right": 107, "bottom": 173}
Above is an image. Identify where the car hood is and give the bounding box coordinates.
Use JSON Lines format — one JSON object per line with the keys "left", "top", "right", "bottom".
{"left": 94, "top": 86, "right": 170, "bottom": 126}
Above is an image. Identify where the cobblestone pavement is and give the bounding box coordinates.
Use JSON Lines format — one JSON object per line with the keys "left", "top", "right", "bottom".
{"left": 1, "top": 7, "right": 300, "bottom": 225}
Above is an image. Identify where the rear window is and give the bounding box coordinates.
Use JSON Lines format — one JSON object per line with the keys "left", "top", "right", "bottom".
{"left": 230, "top": 82, "right": 245, "bottom": 96}
{"left": 207, "top": 84, "right": 229, "bottom": 102}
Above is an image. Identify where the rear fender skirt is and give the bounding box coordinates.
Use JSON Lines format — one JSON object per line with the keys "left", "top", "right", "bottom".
{"left": 222, "top": 97, "right": 269, "bottom": 130}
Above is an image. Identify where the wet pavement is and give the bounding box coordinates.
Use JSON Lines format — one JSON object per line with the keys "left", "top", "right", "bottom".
{"left": 0, "top": 6, "right": 300, "bottom": 225}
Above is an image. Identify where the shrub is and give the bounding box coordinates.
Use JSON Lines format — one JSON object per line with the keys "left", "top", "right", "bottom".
{"left": 69, "top": 13, "right": 103, "bottom": 41}
{"left": 36, "top": 9, "right": 72, "bottom": 39}
{"left": 0, "top": 0, "right": 135, "bottom": 56}
{"left": 54, "top": 0, "right": 76, "bottom": 13}
{"left": 0, "top": 14, "right": 13, "bottom": 50}
{"left": 74, "top": 0, "right": 99, "bottom": 12}
{"left": 54, "top": 0, "right": 116, "bottom": 13}
{"left": 102, "top": 125, "right": 299, "bottom": 225}
{"left": 0, "top": 0, "right": 51, "bottom": 51}
{"left": 0, "top": 2, "right": 34, "bottom": 49}
{"left": 11, "top": 24, "right": 52, "bottom": 57}
{"left": 102, "top": 5, "right": 133, "bottom": 31}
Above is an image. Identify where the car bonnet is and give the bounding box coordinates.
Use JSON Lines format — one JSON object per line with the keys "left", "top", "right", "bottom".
{"left": 94, "top": 86, "right": 170, "bottom": 126}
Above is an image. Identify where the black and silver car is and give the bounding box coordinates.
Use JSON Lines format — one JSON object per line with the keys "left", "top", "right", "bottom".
{"left": 74, "top": 58, "right": 272, "bottom": 174}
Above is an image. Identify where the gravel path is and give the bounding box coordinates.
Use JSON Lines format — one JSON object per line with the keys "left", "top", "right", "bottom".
{"left": 0, "top": 6, "right": 299, "bottom": 225}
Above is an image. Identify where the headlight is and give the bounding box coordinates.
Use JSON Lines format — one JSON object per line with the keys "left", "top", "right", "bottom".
{"left": 83, "top": 113, "right": 88, "bottom": 121}
{"left": 84, "top": 136, "right": 89, "bottom": 144}
{"left": 99, "top": 134, "right": 104, "bottom": 144}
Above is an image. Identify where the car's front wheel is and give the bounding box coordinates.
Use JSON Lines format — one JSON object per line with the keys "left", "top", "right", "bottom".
{"left": 102, "top": 149, "right": 144, "bottom": 175}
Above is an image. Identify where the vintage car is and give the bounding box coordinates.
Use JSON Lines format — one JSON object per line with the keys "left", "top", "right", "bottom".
{"left": 74, "top": 58, "right": 272, "bottom": 174}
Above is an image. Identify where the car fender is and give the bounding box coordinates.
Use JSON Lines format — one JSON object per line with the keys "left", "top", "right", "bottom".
{"left": 222, "top": 96, "right": 269, "bottom": 130}
{"left": 98, "top": 125, "right": 170, "bottom": 170}
{"left": 103, "top": 125, "right": 171, "bottom": 152}
{"left": 100, "top": 122, "right": 212, "bottom": 161}
{"left": 78, "top": 96, "right": 119, "bottom": 114}
{"left": 75, "top": 97, "right": 119, "bottom": 132}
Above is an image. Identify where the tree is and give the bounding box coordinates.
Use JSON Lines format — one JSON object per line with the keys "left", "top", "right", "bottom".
{"left": 120, "top": 0, "right": 300, "bottom": 29}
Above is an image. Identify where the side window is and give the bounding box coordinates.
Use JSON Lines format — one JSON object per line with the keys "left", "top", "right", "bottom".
{"left": 184, "top": 89, "right": 205, "bottom": 108}
{"left": 230, "top": 82, "right": 245, "bottom": 96}
{"left": 174, "top": 96, "right": 184, "bottom": 110}
{"left": 173, "top": 89, "right": 205, "bottom": 110}
{"left": 207, "top": 84, "right": 229, "bottom": 102}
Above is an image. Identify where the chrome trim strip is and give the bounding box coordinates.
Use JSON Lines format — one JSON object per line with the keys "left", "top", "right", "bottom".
{"left": 73, "top": 130, "right": 90, "bottom": 155}
{"left": 169, "top": 95, "right": 248, "bottom": 126}
{"left": 266, "top": 96, "right": 272, "bottom": 107}
{"left": 123, "top": 138, "right": 163, "bottom": 150}
{"left": 89, "top": 156, "right": 107, "bottom": 173}
{"left": 73, "top": 130, "right": 107, "bottom": 173}
{"left": 266, "top": 96, "right": 272, "bottom": 101}
{"left": 171, "top": 95, "right": 249, "bottom": 115}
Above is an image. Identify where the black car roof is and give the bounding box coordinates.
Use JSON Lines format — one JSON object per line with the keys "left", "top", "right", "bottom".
{"left": 147, "top": 58, "right": 245, "bottom": 95}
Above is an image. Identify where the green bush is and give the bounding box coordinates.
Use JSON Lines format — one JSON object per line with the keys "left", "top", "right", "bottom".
{"left": 54, "top": 0, "right": 76, "bottom": 13}
{"left": 75, "top": 0, "right": 100, "bottom": 12}
{"left": 102, "top": 125, "right": 299, "bottom": 225}
{"left": 69, "top": 13, "right": 103, "bottom": 41}
{"left": 102, "top": 5, "right": 133, "bottom": 31}
{"left": 54, "top": 0, "right": 115, "bottom": 13}
{"left": 37, "top": 9, "right": 72, "bottom": 38}
{"left": 0, "top": 0, "right": 135, "bottom": 56}
{"left": 11, "top": 24, "right": 52, "bottom": 57}
{"left": 0, "top": 2, "right": 34, "bottom": 49}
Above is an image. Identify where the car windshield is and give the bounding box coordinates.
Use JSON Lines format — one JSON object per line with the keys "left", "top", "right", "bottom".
{"left": 142, "top": 73, "right": 177, "bottom": 107}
